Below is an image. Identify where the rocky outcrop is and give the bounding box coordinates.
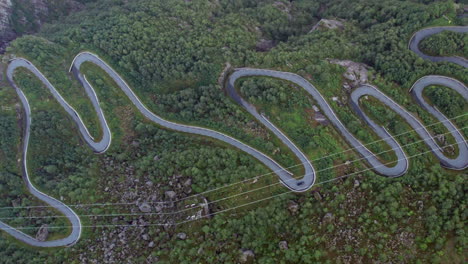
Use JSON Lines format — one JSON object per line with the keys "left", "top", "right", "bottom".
{"left": 0, "top": 0, "right": 14, "bottom": 53}
{"left": 0, "top": 0, "right": 86, "bottom": 54}
{"left": 165, "top": 190, "right": 177, "bottom": 200}
{"left": 138, "top": 202, "right": 151, "bottom": 213}
{"left": 322, "top": 212, "right": 335, "bottom": 224}
{"left": 217, "top": 62, "right": 232, "bottom": 86}
{"left": 279, "top": 240, "right": 288, "bottom": 250}
{"left": 328, "top": 59, "right": 371, "bottom": 91}
{"left": 35, "top": 224, "right": 49, "bottom": 241}
{"left": 287, "top": 200, "right": 299, "bottom": 215}
{"left": 239, "top": 249, "right": 255, "bottom": 263}
{"left": 309, "top": 19, "right": 344, "bottom": 33}
{"left": 176, "top": 232, "right": 187, "bottom": 240}
{"left": 255, "top": 39, "right": 276, "bottom": 52}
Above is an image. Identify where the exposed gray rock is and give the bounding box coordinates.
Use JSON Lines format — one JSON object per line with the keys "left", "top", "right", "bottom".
{"left": 155, "top": 203, "right": 164, "bottom": 213}
{"left": 287, "top": 200, "right": 299, "bottom": 215}
{"left": 148, "top": 241, "right": 155, "bottom": 248}
{"left": 165, "top": 190, "right": 177, "bottom": 199}
{"left": 142, "top": 234, "right": 149, "bottom": 241}
{"left": 323, "top": 212, "right": 335, "bottom": 223}
{"left": 314, "top": 112, "right": 329, "bottom": 125}
{"left": 354, "top": 180, "right": 360, "bottom": 188}
{"left": 239, "top": 249, "right": 255, "bottom": 263}
{"left": 183, "top": 178, "right": 192, "bottom": 187}
{"left": 218, "top": 62, "right": 232, "bottom": 86}
{"left": 309, "top": 19, "right": 344, "bottom": 33}
{"left": 200, "top": 196, "right": 211, "bottom": 218}
{"left": 314, "top": 191, "right": 322, "bottom": 201}
{"left": 279, "top": 240, "right": 288, "bottom": 250}
{"left": 139, "top": 202, "right": 152, "bottom": 213}
{"left": 436, "top": 134, "right": 446, "bottom": 145}
{"left": 256, "top": 39, "right": 275, "bottom": 52}
{"left": 35, "top": 224, "right": 49, "bottom": 242}
{"left": 11, "top": 198, "right": 20, "bottom": 207}
{"left": 328, "top": 59, "right": 371, "bottom": 89}
{"left": 177, "top": 232, "right": 187, "bottom": 240}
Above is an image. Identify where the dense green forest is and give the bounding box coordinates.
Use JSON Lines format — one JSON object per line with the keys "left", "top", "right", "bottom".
{"left": 0, "top": 0, "right": 466, "bottom": 263}
{"left": 420, "top": 30, "right": 468, "bottom": 57}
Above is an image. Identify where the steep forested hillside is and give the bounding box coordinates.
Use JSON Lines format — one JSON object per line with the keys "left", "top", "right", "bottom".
{"left": 0, "top": 0, "right": 466, "bottom": 263}
{"left": 0, "top": 0, "right": 97, "bottom": 53}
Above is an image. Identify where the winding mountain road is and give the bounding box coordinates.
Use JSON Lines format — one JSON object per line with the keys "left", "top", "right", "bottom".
{"left": 408, "top": 26, "right": 468, "bottom": 67}
{"left": 1, "top": 25, "right": 467, "bottom": 247}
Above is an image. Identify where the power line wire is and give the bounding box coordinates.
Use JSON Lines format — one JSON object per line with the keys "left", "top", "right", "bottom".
{"left": 1, "top": 112, "right": 465, "bottom": 211}
{"left": 0, "top": 130, "right": 465, "bottom": 222}
{"left": 3, "top": 140, "right": 464, "bottom": 231}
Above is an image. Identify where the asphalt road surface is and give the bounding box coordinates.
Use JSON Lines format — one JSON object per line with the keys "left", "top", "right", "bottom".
{"left": 1, "top": 25, "right": 467, "bottom": 247}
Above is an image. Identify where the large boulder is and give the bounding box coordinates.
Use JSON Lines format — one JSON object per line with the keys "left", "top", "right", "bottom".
{"left": 287, "top": 200, "right": 299, "bottom": 215}
{"left": 322, "top": 212, "right": 335, "bottom": 224}
{"left": 139, "top": 202, "right": 152, "bottom": 213}
{"left": 239, "top": 249, "right": 255, "bottom": 263}
{"left": 279, "top": 240, "right": 288, "bottom": 250}
{"left": 165, "top": 190, "right": 177, "bottom": 199}
{"left": 309, "top": 19, "right": 344, "bottom": 33}
{"left": 328, "top": 59, "right": 371, "bottom": 90}
{"left": 177, "top": 232, "right": 187, "bottom": 240}
{"left": 255, "top": 39, "right": 276, "bottom": 52}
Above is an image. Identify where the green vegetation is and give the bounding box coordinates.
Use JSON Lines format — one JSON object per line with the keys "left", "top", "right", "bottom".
{"left": 10, "top": 0, "right": 97, "bottom": 35}
{"left": 420, "top": 31, "right": 468, "bottom": 57}
{"left": 0, "top": 0, "right": 466, "bottom": 263}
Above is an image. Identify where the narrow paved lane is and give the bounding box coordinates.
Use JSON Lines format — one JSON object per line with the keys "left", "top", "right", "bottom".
{"left": 1, "top": 25, "right": 467, "bottom": 247}
{"left": 408, "top": 26, "right": 468, "bottom": 67}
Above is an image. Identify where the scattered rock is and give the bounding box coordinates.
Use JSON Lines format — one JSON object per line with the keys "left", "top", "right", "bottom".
{"left": 146, "top": 181, "right": 153, "bottom": 187}
{"left": 313, "top": 112, "right": 329, "bottom": 125}
{"left": 218, "top": 62, "right": 232, "bottom": 86}
{"left": 239, "top": 249, "right": 255, "bottom": 263}
{"left": 148, "top": 241, "right": 155, "bottom": 248}
{"left": 354, "top": 180, "right": 360, "bottom": 188}
{"left": 322, "top": 212, "right": 335, "bottom": 224}
{"left": 155, "top": 203, "right": 164, "bottom": 213}
{"left": 444, "top": 144, "right": 455, "bottom": 155}
{"left": 200, "top": 197, "right": 211, "bottom": 218}
{"left": 272, "top": 1, "right": 292, "bottom": 19}
{"left": 142, "top": 234, "right": 149, "bottom": 241}
{"left": 416, "top": 200, "right": 424, "bottom": 211}
{"left": 35, "top": 224, "right": 49, "bottom": 242}
{"left": 165, "top": 190, "right": 177, "bottom": 199}
{"left": 153, "top": 155, "right": 160, "bottom": 161}
{"left": 328, "top": 59, "right": 371, "bottom": 90}
{"left": 309, "top": 19, "right": 344, "bottom": 33}
{"left": 256, "top": 39, "right": 276, "bottom": 52}
{"left": 287, "top": 200, "right": 299, "bottom": 215}
{"left": 183, "top": 178, "right": 192, "bottom": 187}
{"left": 435, "top": 134, "right": 446, "bottom": 145}
{"left": 11, "top": 198, "right": 21, "bottom": 207}
{"left": 313, "top": 191, "right": 322, "bottom": 201}
{"left": 177, "top": 232, "right": 187, "bottom": 240}
{"left": 139, "top": 202, "right": 152, "bottom": 213}
{"left": 279, "top": 240, "right": 288, "bottom": 250}
{"left": 131, "top": 140, "right": 140, "bottom": 147}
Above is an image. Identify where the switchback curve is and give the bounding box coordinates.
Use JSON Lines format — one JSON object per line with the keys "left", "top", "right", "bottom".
{"left": 1, "top": 25, "right": 467, "bottom": 247}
